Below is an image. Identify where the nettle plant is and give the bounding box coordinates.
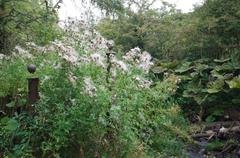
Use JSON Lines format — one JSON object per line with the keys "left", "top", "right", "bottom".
{"left": 0, "top": 19, "right": 189, "bottom": 157}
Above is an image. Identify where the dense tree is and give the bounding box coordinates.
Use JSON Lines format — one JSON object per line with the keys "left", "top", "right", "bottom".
{"left": 97, "top": 0, "right": 240, "bottom": 59}
{"left": 97, "top": 1, "right": 178, "bottom": 58}
{"left": 91, "top": 0, "right": 124, "bottom": 15}
{"left": 0, "top": 0, "right": 62, "bottom": 54}
{"left": 193, "top": 0, "right": 240, "bottom": 57}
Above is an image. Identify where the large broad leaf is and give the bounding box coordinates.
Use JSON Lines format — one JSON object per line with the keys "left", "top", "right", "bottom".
{"left": 207, "top": 79, "right": 225, "bottom": 94}
{"left": 227, "top": 76, "right": 240, "bottom": 89}
{"left": 6, "top": 101, "right": 15, "bottom": 108}
{"left": 214, "top": 58, "right": 230, "bottom": 63}
{"left": 151, "top": 66, "right": 167, "bottom": 74}
{"left": 195, "top": 63, "right": 209, "bottom": 72}
{"left": 182, "top": 86, "right": 203, "bottom": 98}
{"left": 194, "top": 58, "right": 210, "bottom": 64}
{"left": 211, "top": 70, "right": 225, "bottom": 79}
{"left": 162, "top": 61, "right": 179, "bottom": 69}
{"left": 175, "top": 62, "right": 194, "bottom": 73}
{"left": 175, "top": 66, "right": 194, "bottom": 73}
{"left": 4, "top": 119, "right": 19, "bottom": 131}
{"left": 182, "top": 90, "right": 194, "bottom": 98}
{"left": 193, "top": 94, "right": 209, "bottom": 105}
{"left": 190, "top": 72, "right": 199, "bottom": 78}
{"left": 179, "top": 75, "right": 192, "bottom": 81}
{"left": 215, "top": 63, "right": 239, "bottom": 73}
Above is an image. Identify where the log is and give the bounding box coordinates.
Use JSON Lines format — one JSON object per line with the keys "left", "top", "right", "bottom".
{"left": 203, "top": 121, "right": 240, "bottom": 131}
{"left": 192, "top": 126, "right": 240, "bottom": 139}
{"left": 191, "top": 131, "right": 215, "bottom": 139}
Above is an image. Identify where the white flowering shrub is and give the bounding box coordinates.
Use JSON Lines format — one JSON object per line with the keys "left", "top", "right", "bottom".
{"left": 123, "top": 47, "right": 154, "bottom": 73}
{"left": 0, "top": 19, "right": 188, "bottom": 158}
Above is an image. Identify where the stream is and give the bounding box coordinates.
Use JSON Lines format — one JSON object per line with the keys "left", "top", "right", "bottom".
{"left": 188, "top": 140, "right": 240, "bottom": 158}
{"left": 187, "top": 121, "right": 240, "bottom": 158}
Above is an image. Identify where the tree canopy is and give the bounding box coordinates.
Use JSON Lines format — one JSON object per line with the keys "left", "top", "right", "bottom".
{"left": 0, "top": 0, "right": 62, "bottom": 54}
{"left": 97, "top": 0, "right": 240, "bottom": 59}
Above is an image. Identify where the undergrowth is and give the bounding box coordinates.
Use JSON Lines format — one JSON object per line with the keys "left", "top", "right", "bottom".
{"left": 0, "top": 52, "right": 190, "bottom": 157}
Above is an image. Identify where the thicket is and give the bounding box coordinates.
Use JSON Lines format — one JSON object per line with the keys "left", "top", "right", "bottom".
{"left": 1, "top": 0, "right": 240, "bottom": 157}
{"left": 0, "top": 54, "right": 189, "bottom": 157}
{"left": 0, "top": 2, "right": 189, "bottom": 156}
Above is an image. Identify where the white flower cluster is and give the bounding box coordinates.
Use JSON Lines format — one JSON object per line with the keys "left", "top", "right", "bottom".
{"left": 26, "top": 42, "right": 46, "bottom": 53}
{"left": 62, "top": 19, "right": 130, "bottom": 77}
{"left": 10, "top": 41, "right": 80, "bottom": 66}
{"left": 0, "top": 54, "right": 6, "bottom": 60}
{"left": 51, "top": 40, "right": 80, "bottom": 65}
{"left": 42, "top": 76, "right": 51, "bottom": 84}
{"left": 83, "top": 77, "right": 97, "bottom": 97}
{"left": 90, "top": 53, "right": 106, "bottom": 68}
{"left": 13, "top": 45, "right": 33, "bottom": 59}
{"left": 63, "top": 19, "right": 110, "bottom": 56}
{"left": 133, "top": 76, "right": 152, "bottom": 88}
{"left": 68, "top": 72, "right": 78, "bottom": 87}
{"left": 123, "top": 47, "right": 154, "bottom": 73}
{"left": 111, "top": 55, "right": 128, "bottom": 72}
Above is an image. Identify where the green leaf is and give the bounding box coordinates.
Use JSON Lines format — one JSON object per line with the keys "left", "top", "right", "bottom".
{"left": 175, "top": 66, "right": 194, "bottom": 73}
{"left": 180, "top": 75, "right": 192, "bottom": 81}
{"left": 205, "top": 115, "right": 216, "bottom": 123}
{"left": 182, "top": 90, "right": 194, "bottom": 98}
{"left": 207, "top": 89, "right": 219, "bottom": 94}
{"left": 214, "top": 58, "right": 230, "bottom": 63}
{"left": 211, "top": 70, "right": 224, "bottom": 79}
{"left": 212, "top": 109, "right": 224, "bottom": 117}
{"left": 190, "top": 72, "right": 199, "bottom": 78}
{"left": 5, "top": 119, "right": 19, "bottom": 131}
{"left": 6, "top": 101, "right": 15, "bottom": 108}
{"left": 207, "top": 79, "right": 224, "bottom": 94}
{"left": 194, "top": 94, "right": 209, "bottom": 105}
{"left": 195, "top": 63, "right": 209, "bottom": 71}
{"left": 0, "top": 117, "right": 9, "bottom": 124}
{"left": 151, "top": 66, "right": 166, "bottom": 74}
{"left": 175, "top": 62, "right": 194, "bottom": 73}
{"left": 227, "top": 76, "right": 240, "bottom": 89}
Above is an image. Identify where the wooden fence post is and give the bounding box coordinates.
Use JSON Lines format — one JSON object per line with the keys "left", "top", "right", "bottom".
{"left": 27, "top": 64, "right": 40, "bottom": 105}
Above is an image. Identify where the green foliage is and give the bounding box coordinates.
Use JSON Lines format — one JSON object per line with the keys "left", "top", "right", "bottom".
{"left": 0, "top": 58, "right": 28, "bottom": 97}
{"left": 164, "top": 0, "right": 240, "bottom": 59}
{"left": 91, "top": 0, "right": 124, "bottom": 15}
{"left": 205, "top": 109, "right": 224, "bottom": 122}
{"left": 2, "top": 118, "right": 19, "bottom": 132}
{"left": 3, "top": 0, "right": 240, "bottom": 157}
{"left": 227, "top": 76, "right": 240, "bottom": 89}
{"left": 97, "top": 3, "right": 182, "bottom": 58}
{"left": 153, "top": 53, "right": 240, "bottom": 122}
{"left": 0, "top": 0, "right": 61, "bottom": 54}
{"left": 205, "top": 140, "right": 225, "bottom": 151}
{"left": 97, "top": 0, "right": 240, "bottom": 60}
{"left": 0, "top": 51, "right": 189, "bottom": 157}
{"left": 195, "top": 0, "right": 240, "bottom": 46}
